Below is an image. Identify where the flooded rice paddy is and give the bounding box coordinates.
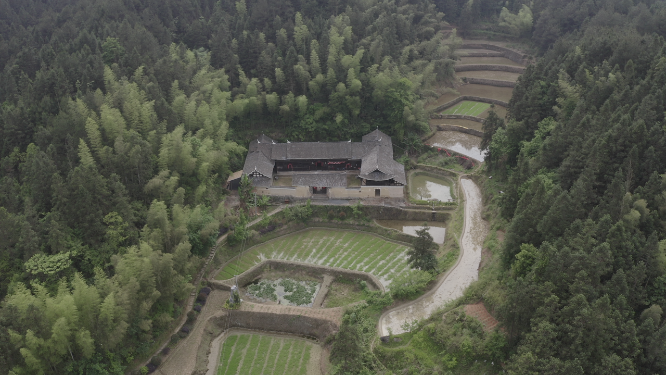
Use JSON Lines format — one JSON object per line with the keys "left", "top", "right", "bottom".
{"left": 409, "top": 173, "right": 454, "bottom": 202}
{"left": 429, "top": 118, "right": 484, "bottom": 132}
{"left": 380, "top": 179, "right": 488, "bottom": 335}
{"left": 458, "top": 56, "right": 523, "bottom": 66}
{"left": 375, "top": 220, "right": 447, "bottom": 244}
{"left": 427, "top": 131, "right": 485, "bottom": 162}
{"left": 455, "top": 70, "right": 521, "bottom": 82}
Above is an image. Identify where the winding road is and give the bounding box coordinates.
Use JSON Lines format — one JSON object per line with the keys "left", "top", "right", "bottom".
{"left": 379, "top": 177, "right": 488, "bottom": 335}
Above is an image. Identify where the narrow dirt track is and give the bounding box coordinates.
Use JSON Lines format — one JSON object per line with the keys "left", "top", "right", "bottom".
{"left": 378, "top": 177, "right": 488, "bottom": 335}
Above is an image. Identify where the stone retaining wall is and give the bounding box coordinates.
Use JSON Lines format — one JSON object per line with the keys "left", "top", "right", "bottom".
{"left": 462, "top": 77, "right": 515, "bottom": 88}
{"left": 461, "top": 51, "right": 503, "bottom": 57}
{"left": 432, "top": 95, "right": 508, "bottom": 113}
{"left": 211, "top": 259, "right": 385, "bottom": 292}
{"left": 455, "top": 64, "right": 525, "bottom": 73}
{"left": 431, "top": 114, "right": 485, "bottom": 122}
{"left": 436, "top": 124, "right": 484, "bottom": 137}
{"left": 460, "top": 43, "right": 530, "bottom": 65}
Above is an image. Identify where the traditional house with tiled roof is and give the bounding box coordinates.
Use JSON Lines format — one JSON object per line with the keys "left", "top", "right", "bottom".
{"left": 240, "top": 130, "right": 406, "bottom": 199}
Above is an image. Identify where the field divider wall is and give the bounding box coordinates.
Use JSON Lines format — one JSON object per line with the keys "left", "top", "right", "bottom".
{"left": 454, "top": 64, "right": 525, "bottom": 73}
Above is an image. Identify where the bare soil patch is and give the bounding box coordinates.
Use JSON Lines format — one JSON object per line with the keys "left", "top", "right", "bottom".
{"left": 464, "top": 302, "right": 499, "bottom": 332}
{"left": 456, "top": 70, "right": 521, "bottom": 82}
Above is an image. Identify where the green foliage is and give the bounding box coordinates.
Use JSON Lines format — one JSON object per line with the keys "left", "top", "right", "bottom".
{"left": 407, "top": 225, "right": 438, "bottom": 272}
{"left": 389, "top": 270, "right": 434, "bottom": 300}
{"left": 284, "top": 200, "right": 313, "bottom": 223}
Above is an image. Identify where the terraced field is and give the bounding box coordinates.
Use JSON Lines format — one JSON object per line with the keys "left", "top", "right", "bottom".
{"left": 441, "top": 101, "right": 490, "bottom": 116}
{"left": 217, "top": 333, "right": 318, "bottom": 375}
{"left": 216, "top": 229, "right": 411, "bottom": 287}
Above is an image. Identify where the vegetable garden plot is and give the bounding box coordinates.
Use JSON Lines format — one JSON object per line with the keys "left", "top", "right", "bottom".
{"left": 216, "top": 229, "right": 412, "bottom": 288}
{"left": 246, "top": 278, "right": 320, "bottom": 307}
{"left": 218, "top": 333, "right": 316, "bottom": 375}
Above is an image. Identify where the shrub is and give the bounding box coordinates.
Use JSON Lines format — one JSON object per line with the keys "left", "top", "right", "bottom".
{"left": 199, "top": 287, "right": 211, "bottom": 295}
{"left": 338, "top": 211, "right": 346, "bottom": 220}
{"left": 161, "top": 347, "right": 171, "bottom": 355}
{"left": 146, "top": 363, "right": 157, "bottom": 373}
{"left": 150, "top": 356, "right": 162, "bottom": 366}
{"left": 187, "top": 311, "right": 197, "bottom": 323}
{"left": 197, "top": 292, "right": 208, "bottom": 302}
{"left": 328, "top": 210, "right": 337, "bottom": 220}
{"left": 193, "top": 304, "right": 202, "bottom": 312}
{"left": 180, "top": 326, "right": 191, "bottom": 334}
{"left": 390, "top": 270, "right": 434, "bottom": 300}
{"left": 178, "top": 331, "right": 188, "bottom": 338}
{"left": 170, "top": 334, "right": 180, "bottom": 344}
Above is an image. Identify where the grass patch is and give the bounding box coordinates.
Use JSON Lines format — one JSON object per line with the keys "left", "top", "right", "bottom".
{"left": 441, "top": 101, "right": 490, "bottom": 116}
{"left": 323, "top": 280, "right": 367, "bottom": 308}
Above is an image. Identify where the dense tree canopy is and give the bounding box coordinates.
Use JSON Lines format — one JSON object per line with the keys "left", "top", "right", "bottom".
{"left": 481, "top": 1, "right": 666, "bottom": 373}
{"left": 0, "top": 0, "right": 460, "bottom": 372}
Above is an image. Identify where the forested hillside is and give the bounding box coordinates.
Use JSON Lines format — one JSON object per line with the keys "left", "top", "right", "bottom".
{"left": 483, "top": 1, "right": 666, "bottom": 373}
{"left": 0, "top": 0, "right": 457, "bottom": 373}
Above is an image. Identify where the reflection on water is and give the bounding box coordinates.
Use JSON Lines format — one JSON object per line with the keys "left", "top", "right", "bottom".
{"left": 410, "top": 174, "right": 453, "bottom": 202}
{"left": 428, "top": 131, "right": 485, "bottom": 162}
{"left": 376, "top": 220, "right": 446, "bottom": 244}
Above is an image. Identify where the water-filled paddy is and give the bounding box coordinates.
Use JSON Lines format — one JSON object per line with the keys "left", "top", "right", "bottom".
{"left": 216, "top": 229, "right": 411, "bottom": 288}
{"left": 456, "top": 70, "right": 521, "bottom": 82}
{"left": 409, "top": 173, "right": 454, "bottom": 202}
{"left": 429, "top": 118, "right": 484, "bottom": 132}
{"left": 375, "top": 220, "right": 447, "bottom": 244}
{"left": 216, "top": 331, "right": 320, "bottom": 375}
{"left": 427, "top": 131, "right": 485, "bottom": 161}
{"left": 459, "top": 56, "right": 523, "bottom": 66}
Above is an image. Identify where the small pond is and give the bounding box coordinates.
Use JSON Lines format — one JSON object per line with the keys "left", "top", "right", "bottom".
{"left": 409, "top": 173, "right": 454, "bottom": 202}
{"left": 376, "top": 220, "right": 447, "bottom": 244}
{"left": 427, "top": 131, "right": 485, "bottom": 162}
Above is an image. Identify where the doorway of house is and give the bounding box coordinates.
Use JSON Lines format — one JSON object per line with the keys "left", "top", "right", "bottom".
{"left": 313, "top": 186, "right": 327, "bottom": 195}
{"left": 375, "top": 189, "right": 380, "bottom": 197}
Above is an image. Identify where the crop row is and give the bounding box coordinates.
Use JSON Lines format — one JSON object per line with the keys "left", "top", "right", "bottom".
{"left": 217, "top": 229, "right": 410, "bottom": 287}
{"left": 218, "top": 333, "right": 313, "bottom": 375}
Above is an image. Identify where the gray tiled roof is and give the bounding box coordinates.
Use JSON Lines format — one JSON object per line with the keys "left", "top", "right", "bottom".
{"left": 285, "top": 142, "right": 352, "bottom": 160}
{"left": 359, "top": 146, "right": 406, "bottom": 184}
{"left": 242, "top": 151, "right": 274, "bottom": 178}
{"left": 292, "top": 174, "right": 348, "bottom": 187}
{"left": 249, "top": 176, "right": 272, "bottom": 187}
{"left": 243, "top": 130, "right": 405, "bottom": 185}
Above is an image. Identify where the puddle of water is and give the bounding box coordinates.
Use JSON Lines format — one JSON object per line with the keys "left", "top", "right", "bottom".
{"left": 380, "top": 179, "right": 488, "bottom": 335}
{"left": 376, "top": 220, "right": 447, "bottom": 244}
{"left": 430, "top": 118, "right": 484, "bottom": 132}
{"left": 459, "top": 56, "right": 523, "bottom": 66}
{"left": 409, "top": 174, "right": 453, "bottom": 202}
{"left": 456, "top": 70, "right": 521, "bottom": 82}
{"left": 427, "top": 131, "right": 485, "bottom": 162}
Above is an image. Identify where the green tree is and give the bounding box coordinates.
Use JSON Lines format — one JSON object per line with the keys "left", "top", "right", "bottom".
{"left": 407, "top": 225, "right": 437, "bottom": 272}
